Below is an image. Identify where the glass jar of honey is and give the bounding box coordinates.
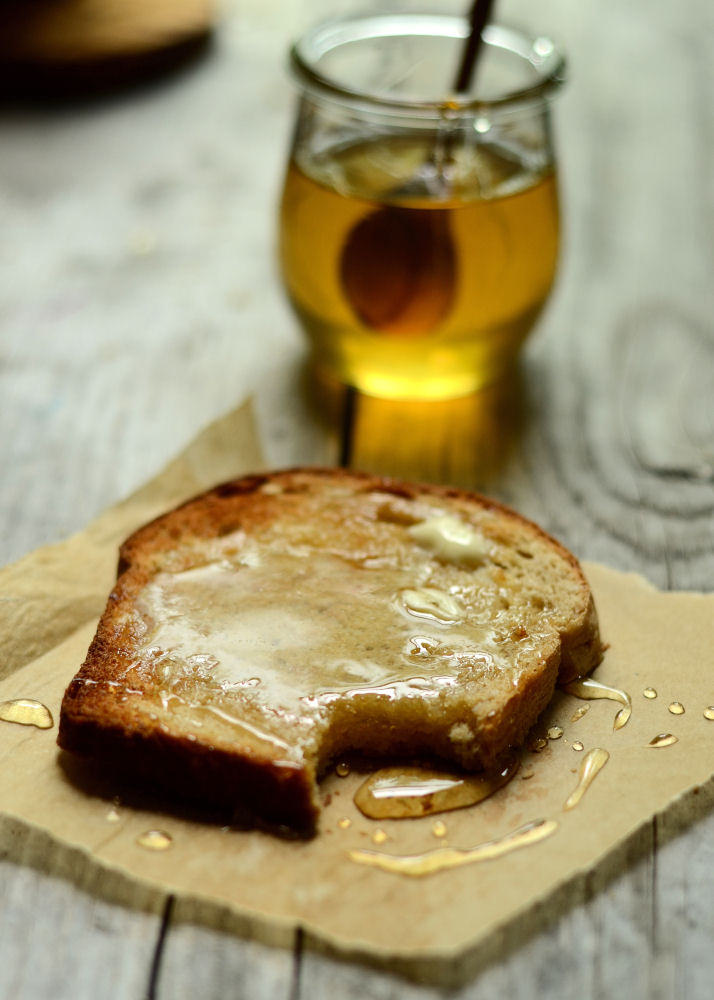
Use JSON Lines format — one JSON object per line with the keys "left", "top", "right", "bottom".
{"left": 279, "top": 14, "right": 565, "bottom": 399}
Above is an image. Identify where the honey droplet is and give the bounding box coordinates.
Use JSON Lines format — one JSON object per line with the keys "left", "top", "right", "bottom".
{"left": 106, "top": 807, "right": 121, "bottom": 823}
{"left": 572, "top": 741, "right": 584, "bottom": 752}
{"left": 348, "top": 818, "right": 558, "bottom": 877}
{"left": 521, "top": 771, "right": 534, "bottom": 781}
{"left": 563, "top": 748, "right": 609, "bottom": 811}
{"left": 570, "top": 705, "right": 589, "bottom": 723}
{"left": 547, "top": 726, "right": 564, "bottom": 740}
{"left": 668, "top": 702, "right": 685, "bottom": 715}
{"left": 562, "top": 678, "right": 632, "bottom": 731}
{"left": 432, "top": 820, "right": 447, "bottom": 839}
{"left": 704, "top": 708, "right": 714, "bottom": 721}
{"left": 337, "top": 817, "right": 352, "bottom": 830}
{"left": 648, "top": 733, "right": 678, "bottom": 748}
{"left": 136, "top": 830, "right": 172, "bottom": 851}
{"left": 353, "top": 754, "right": 519, "bottom": 820}
{"left": 613, "top": 707, "right": 630, "bottom": 730}
{"left": 531, "top": 737, "right": 548, "bottom": 752}
{"left": 372, "top": 828, "right": 388, "bottom": 845}
{"left": 335, "top": 762, "right": 351, "bottom": 778}
{"left": 643, "top": 687, "right": 657, "bottom": 699}
{"left": 0, "top": 698, "right": 53, "bottom": 729}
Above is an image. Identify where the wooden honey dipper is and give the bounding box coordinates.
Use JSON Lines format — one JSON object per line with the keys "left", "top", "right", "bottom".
{"left": 340, "top": 0, "right": 496, "bottom": 338}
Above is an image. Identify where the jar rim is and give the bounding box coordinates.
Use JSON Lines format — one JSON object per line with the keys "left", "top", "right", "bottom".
{"left": 289, "top": 14, "right": 566, "bottom": 118}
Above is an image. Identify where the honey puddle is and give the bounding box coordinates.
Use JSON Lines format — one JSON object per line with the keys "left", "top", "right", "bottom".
{"left": 562, "top": 678, "right": 632, "bottom": 730}
{"left": 348, "top": 818, "right": 557, "bottom": 877}
{"left": 0, "top": 698, "right": 53, "bottom": 729}
{"left": 563, "top": 748, "right": 610, "bottom": 810}
{"left": 353, "top": 754, "right": 519, "bottom": 820}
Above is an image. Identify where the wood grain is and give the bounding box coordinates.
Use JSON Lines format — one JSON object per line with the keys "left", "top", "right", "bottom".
{"left": 0, "top": 0, "right": 712, "bottom": 996}
{"left": 0, "top": 860, "right": 160, "bottom": 1000}
{"left": 156, "top": 921, "right": 295, "bottom": 1000}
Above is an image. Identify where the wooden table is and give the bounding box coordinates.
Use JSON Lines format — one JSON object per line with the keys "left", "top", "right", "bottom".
{"left": 1, "top": 1, "right": 712, "bottom": 996}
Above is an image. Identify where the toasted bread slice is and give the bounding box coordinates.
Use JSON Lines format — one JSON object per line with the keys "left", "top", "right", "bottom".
{"left": 58, "top": 469, "right": 601, "bottom": 834}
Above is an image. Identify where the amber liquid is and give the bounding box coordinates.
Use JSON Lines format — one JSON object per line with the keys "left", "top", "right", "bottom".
{"left": 279, "top": 136, "right": 559, "bottom": 399}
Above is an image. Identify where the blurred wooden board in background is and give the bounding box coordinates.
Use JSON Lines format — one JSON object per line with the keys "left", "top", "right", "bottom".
{"left": 0, "top": 0, "right": 215, "bottom": 97}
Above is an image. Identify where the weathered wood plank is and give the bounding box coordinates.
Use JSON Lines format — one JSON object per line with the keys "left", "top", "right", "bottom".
{"left": 651, "top": 785, "right": 714, "bottom": 1000}
{"left": 0, "top": 4, "right": 331, "bottom": 564}
{"left": 156, "top": 920, "right": 295, "bottom": 1000}
{"left": 0, "top": 861, "right": 160, "bottom": 1000}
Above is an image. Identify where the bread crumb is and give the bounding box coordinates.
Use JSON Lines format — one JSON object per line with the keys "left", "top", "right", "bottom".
{"left": 449, "top": 722, "right": 473, "bottom": 743}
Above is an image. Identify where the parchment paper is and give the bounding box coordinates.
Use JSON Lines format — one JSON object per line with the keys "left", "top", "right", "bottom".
{"left": 2, "top": 401, "right": 714, "bottom": 983}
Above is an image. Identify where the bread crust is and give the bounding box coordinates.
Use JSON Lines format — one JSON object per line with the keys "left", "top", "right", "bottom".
{"left": 58, "top": 468, "right": 602, "bottom": 835}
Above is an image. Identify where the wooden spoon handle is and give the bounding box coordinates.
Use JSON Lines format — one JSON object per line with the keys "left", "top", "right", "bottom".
{"left": 453, "top": 0, "right": 497, "bottom": 94}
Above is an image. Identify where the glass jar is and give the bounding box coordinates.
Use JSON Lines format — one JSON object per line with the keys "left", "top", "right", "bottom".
{"left": 279, "top": 13, "right": 565, "bottom": 400}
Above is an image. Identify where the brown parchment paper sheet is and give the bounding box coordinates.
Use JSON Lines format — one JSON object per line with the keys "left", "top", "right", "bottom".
{"left": 2, "top": 400, "right": 714, "bottom": 981}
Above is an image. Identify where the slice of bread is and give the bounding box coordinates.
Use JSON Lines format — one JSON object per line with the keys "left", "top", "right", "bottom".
{"left": 58, "top": 469, "right": 601, "bottom": 834}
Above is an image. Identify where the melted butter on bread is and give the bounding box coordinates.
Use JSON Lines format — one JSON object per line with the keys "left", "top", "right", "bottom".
{"left": 408, "top": 515, "right": 491, "bottom": 565}
{"left": 133, "top": 547, "right": 508, "bottom": 726}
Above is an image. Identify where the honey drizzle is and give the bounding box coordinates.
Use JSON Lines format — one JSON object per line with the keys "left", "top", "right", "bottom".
{"left": 0, "top": 699, "right": 53, "bottom": 729}
{"left": 570, "top": 705, "right": 589, "bottom": 723}
{"left": 563, "top": 748, "right": 609, "bottom": 811}
{"left": 348, "top": 818, "right": 557, "bottom": 877}
{"left": 562, "top": 678, "right": 632, "bottom": 731}
{"left": 353, "top": 754, "right": 519, "bottom": 820}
